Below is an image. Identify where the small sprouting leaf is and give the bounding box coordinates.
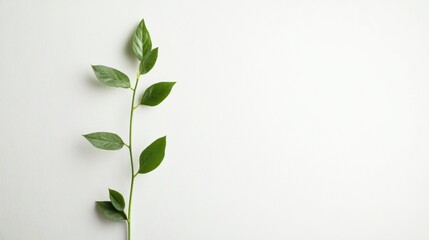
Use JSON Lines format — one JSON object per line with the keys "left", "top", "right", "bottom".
{"left": 96, "top": 201, "right": 127, "bottom": 221}
{"left": 138, "top": 136, "right": 167, "bottom": 174}
{"left": 83, "top": 132, "right": 124, "bottom": 150}
{"left": 132, "top": 19, "right": 152, "bottom": 61}
{"left": 109, "top": 189, "right": 125, "bottom": 211}
{"left": 91, "top": 65, "right": 130, "bottom": 88}
{"left": 140, "top": 82, "right": 175, "bottom": 106}
{"left": 139, "top": 48, "right": 158, "bottom": 75}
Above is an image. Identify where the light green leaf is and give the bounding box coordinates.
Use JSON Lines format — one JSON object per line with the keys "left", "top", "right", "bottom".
{"left": 140, "top": 82, "right": 175, "bottom": 106}
{"left": 132, "top": 19, "right": 152, "bottom": 61}
{"left": 109, "top": 189, "right": 125, "bottom": 211}
{"left": 138, "top": 136, "right": 167, "bottom": 174}
{"left": 83, "top": 132, "right": 124, "bottom": 150}
{"left": 91, "top": 65, "right": 130, "bottom": 88}
{"left": 96, "top": 201, "right": 127, "bottom": 221}
{"left": 139, "top": 48, "right": 158, "bottom": 75}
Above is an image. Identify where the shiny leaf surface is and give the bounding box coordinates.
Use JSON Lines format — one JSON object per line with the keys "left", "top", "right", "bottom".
{"left": 138, "top": 136, "right": 166, "bottom": 174}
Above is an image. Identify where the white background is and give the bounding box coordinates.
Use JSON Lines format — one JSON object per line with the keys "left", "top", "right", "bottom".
{"left": 1, "top": 0, "right": 429, "bottom": 239}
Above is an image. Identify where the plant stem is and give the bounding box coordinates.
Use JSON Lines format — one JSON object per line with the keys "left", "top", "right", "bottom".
{"left": 127, "top": 74, "right": 140, "bottom": 240}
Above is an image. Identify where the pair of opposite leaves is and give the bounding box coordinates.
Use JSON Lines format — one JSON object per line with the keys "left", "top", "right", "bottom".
{"left": 87, "top": 134, "right": 164, "bottom": 221}
{"left": 92, "top": 17, "right": 174, "bottom": 106}
{"left": 83, "top": 19, "right": 175, "bottom": 221}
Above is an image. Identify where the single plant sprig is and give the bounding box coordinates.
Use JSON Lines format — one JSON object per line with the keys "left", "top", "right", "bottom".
{"left": 83, "top": 18, "right": 175, "bottom": 240}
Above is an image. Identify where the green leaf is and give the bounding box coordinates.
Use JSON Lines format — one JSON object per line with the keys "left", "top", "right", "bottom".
{"left": 91, "top": 65, "right": 130, "bottom": 88}
{"left": 109, "top": 189, "right": 125, "bottom": 211}
{"left": 83, "top": 132, "right": 124, "bottom": 150}
{"left": 139, "top": 48, "right": 158, "bottom": 75}
{"left": 140, "top": 82, "right": 175, "bottom": 106}
{"left": 138, "top": 136, "right": 167, "bottom": 174}
{"left": 96, "top": 201, "right": 127, "bottom": 221}
{"left": 132, "top": 19, "right": 152, "bottom": 61}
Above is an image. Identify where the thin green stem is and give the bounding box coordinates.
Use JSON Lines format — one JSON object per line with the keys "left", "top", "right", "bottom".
{"left": 133, "top": 103, "right": 141, "bottom": 110}
{"left": 127, "top": 74, "right": 141, "bottom": 240}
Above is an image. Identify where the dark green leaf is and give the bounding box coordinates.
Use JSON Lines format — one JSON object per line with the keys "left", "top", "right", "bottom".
{"left": 138, "top": 136, "right": 167, "bottom": 174}
{"left": 96, "top": 201, "right": 127, "bottom": 221}
{"left": 132, "top": 19, "right": 152, "bottom": 61}
{"left": 140, "top": 82, "right": 175, "bottom": 106}
{"left": 83, "top": 132, "right": 124, "bottom": 150}
{"left": 109, "top": 189, "right": 125, "bottom": 211}
{"left": 91, "top": 65, "right": 130, "bottom": 88}
{"left": 139, "top": 48, "right": 158, "bottom": 75}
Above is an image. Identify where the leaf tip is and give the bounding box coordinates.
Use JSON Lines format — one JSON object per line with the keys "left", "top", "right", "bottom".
{"left": 160, "top": 135, "right": 167, "bottom": 146}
